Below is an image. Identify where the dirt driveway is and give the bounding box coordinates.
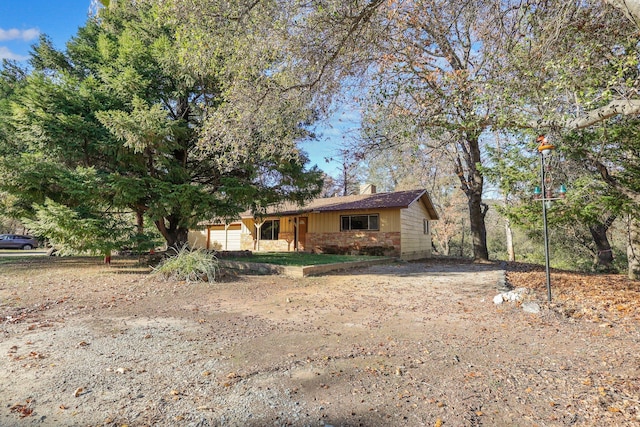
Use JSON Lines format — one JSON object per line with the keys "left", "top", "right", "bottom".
{"left": 1, "top": 258, "right": 638, "bottom": 426}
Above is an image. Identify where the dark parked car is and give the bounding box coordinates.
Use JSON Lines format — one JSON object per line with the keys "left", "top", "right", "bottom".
{"left": 0, "top": 234, "right": 38, "bottom": 250}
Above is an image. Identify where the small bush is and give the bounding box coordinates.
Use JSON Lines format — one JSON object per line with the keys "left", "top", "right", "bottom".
{"left": 151, "top": 246, "right": 218, "bottom": 283}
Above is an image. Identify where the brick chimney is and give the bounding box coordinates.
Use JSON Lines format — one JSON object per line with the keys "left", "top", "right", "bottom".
{"left": 359, "top": 184, "right": 376, "bottom": 194}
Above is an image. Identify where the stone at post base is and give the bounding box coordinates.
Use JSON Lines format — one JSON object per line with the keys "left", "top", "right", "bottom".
{"left": 493, "top": 288, "right": 531, "bottom": 308}
{"left": 522, "top": 302, "right": 541, "bottom": 314}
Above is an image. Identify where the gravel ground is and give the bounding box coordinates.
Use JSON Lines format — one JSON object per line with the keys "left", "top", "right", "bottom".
{"left": 1, "top": 257, "right": 639, "bottom": 426}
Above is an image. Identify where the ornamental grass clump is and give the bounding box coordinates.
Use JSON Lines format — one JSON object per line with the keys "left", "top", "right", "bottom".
{"left": 152, "top": 246, "right": 218, "bottom": 283}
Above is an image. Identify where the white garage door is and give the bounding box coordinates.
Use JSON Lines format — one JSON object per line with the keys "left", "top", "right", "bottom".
{"left": 209, "top": 224, "right": 242, "bottom": 251}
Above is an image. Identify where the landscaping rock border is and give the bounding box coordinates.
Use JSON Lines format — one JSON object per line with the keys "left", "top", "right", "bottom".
{"left": 218, "top": 257, "right": 396, "bottom": 278}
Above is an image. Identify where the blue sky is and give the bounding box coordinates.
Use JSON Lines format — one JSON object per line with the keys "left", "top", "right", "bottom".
{"left": 0, "top": 1, "right": 93, "bottom": 61}
{"left": 302, "top": 106, "right": 360, "bottom": 176}
{"left": 0, "top": 0, "right": 351, "bottom": 176}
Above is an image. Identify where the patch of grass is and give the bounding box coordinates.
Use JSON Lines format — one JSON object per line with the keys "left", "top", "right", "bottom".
{"left": 222, "top": 252, "right": 381, "bottom": 266}
{"left": 0, "top": 253, "right": 47, "bottom": 265}
{"left": 0, "top": 257, "right": 31, "bottom": 265}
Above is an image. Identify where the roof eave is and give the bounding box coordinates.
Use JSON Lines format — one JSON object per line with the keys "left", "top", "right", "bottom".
{"left": 419, "top": 193, "right": 439, "bottom": 220}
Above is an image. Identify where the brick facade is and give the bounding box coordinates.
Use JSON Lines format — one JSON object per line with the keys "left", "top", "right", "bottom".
{"left": 306, "top": 231, "right": 401, "bottom": 256}
{"left": 240, "top": 230, "right": 401, "bottom": 256}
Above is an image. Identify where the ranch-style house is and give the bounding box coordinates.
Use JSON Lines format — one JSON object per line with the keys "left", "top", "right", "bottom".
{"left": 188, "top": 186, "right": 439, "bottom": 260}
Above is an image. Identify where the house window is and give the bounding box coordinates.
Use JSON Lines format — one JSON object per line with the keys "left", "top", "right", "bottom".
{"left": 341, "top": 214, "right": 379, "bottom": 231}
{"left": 258, "top": 220, "right": 280, "bottom": 240}
{"left": 423, "top": 219, "right": 430, "bottom": 234}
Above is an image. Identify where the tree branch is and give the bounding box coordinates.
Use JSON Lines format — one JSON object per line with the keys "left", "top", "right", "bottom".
{"left": 603, "top": 0, "right": 640, "bottom": 29}
{"left": 592, "top": 158, "right": 640, "bottom": 204}
{"left": 535, "top": 99, "right": 640, "bottom": 129}
{"left": 285, "top": 0, "right": 386, "bottom": 91}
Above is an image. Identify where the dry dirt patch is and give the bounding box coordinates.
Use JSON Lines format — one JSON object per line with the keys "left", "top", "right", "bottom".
{"left": 1, "top": 257, "right": 639, "bottom": 426}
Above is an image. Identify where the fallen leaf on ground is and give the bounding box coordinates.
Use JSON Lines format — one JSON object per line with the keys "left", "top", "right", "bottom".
{"left": 10, "top": 399, "right": 34, "bottom": 418}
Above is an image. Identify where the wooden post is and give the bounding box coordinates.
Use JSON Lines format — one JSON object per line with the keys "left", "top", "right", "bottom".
{"left": 224, "top": 223, "right": 231, "bottom": 251}
{"left": 255, "top": 220, "right": 263, "bottom": 252}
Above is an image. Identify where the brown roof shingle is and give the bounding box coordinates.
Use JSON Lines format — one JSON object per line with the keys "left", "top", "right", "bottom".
{"left": 241, "top": 189, "right": 439, "bottom": 220}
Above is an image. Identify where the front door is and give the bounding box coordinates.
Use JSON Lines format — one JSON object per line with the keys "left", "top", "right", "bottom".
{"left": 295, "top": 217, "right": 307, "bottom": 251}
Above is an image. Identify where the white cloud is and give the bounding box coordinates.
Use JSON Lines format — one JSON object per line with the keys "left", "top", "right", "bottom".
{"left": 0, "top": 28, "right": 40, "bottom": 42}
{"left": 0, "top": 46, "right": 28, "bottom": 61}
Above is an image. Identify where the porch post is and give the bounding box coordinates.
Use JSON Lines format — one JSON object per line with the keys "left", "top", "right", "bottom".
{"left": 224, "top": 222, "right": 230, "bottom": 251}
{"left": 255, "top": 221, "right": 263, "bottom": 252}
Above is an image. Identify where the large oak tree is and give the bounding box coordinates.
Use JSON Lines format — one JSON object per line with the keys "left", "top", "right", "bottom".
{"left": 495, "top": 0, "right": 640, "bottom": 276}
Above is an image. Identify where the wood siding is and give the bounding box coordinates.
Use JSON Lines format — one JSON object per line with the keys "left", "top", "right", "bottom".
{"left": 400, "top": 199, "right": 433, "bottom": 260}
{"left": 307, "top": 209, "right": 401, "bottom": 233}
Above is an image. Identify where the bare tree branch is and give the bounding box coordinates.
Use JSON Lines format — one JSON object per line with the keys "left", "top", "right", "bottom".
{"left": 285, "top": 0, "right": 386, "bottom": 92}
{"left": 592, "top": 157, "right": 640, "bottom": 204}
{"left": 535, "top": 99, "right": 640, "bottom": 130}
{"left": 603, "top": 0, "right": 640, "bottom": 28}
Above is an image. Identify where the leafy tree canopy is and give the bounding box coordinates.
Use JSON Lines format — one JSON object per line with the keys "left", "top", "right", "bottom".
{"left": 0, "top": 0, "right": 323, "bottom": 250}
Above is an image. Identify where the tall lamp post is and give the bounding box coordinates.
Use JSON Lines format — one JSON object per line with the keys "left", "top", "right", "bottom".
{"left": 534, "top": 135, "right": 566, "bottom": 303}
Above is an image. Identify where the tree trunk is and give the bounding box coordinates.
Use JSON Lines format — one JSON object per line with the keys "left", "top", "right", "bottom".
{"left": 136, "top": 210, "right": 144, "bottom": 235}
{"left": 627, "top": 215, "right": 640, "bottom": 280}
{"left": 443, "top": 239, "right": 450, "bottom": 256}
{"left": 155, "top": 218, "right": 189, "bottom": 250}
{"left": 468, "top": 192, "right": 489, "bottom": 261}
{"left": 505, "top": 218, "right": 515, "bottom": 262}
{"left": 589, "top": 222, "right": 616, "bottom": 272}
{"left": 342, "top": 163, "right": 348, "bottom": 196}
{"left": 459, "top": 218, "right": 465, "bottom": 257}
{"left": 166, "top": 227, "right": 189, "bottom": 250}
{"left": 454, "top": 132, "right": 490, "bottom": 262}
